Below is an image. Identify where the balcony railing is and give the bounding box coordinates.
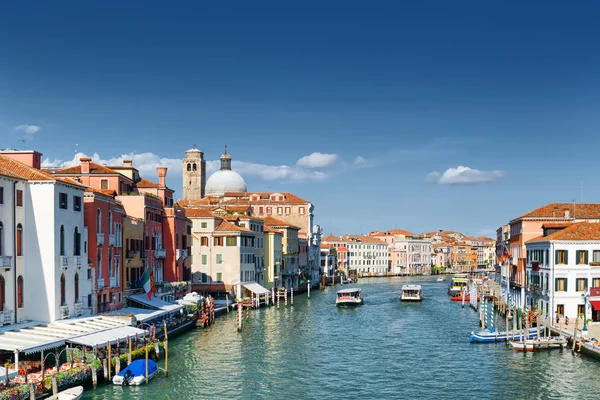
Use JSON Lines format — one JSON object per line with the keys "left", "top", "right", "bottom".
{"left": 177, "top": 249, "right": 188, "bottom": 259}
{"left": 60, "top": 256, "right": 69, "bottom": 269}
{"left": 0, "top": 310, "right": 13, "bottom": 326}
{"left": 109, "top": 234, "right": 116, "bottom": 246}
{"left": 155, "top": 248, "right": 166, "bottom": 258}
{"left": 73, "top": 302, "right": 83, "bottom": 317}
{"left": 97, "top": 233, "right": 105, "bottom": 246}
{"left": 0, "top": 256, "right": 12, "bottom": 270}
{"left": 60, "top": 306, "right": 70, "bottom": 319}
{"left": 110, "top": 277, "right": 118, "bottom": 288}
{"left": 74, "top": 256, "right": 82, "bottom": 269}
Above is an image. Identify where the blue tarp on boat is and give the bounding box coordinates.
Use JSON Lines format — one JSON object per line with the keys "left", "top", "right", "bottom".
{"left": 116, "top": 359, "right": 157, "bottom": 377}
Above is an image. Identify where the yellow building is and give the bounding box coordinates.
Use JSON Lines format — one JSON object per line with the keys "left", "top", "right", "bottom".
{"left": 123, "top": 216, "right": 145, "bottom": 292}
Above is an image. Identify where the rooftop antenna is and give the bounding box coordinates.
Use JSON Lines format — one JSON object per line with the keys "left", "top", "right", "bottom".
{"left": 17, "top": 138, "right": 26, "bottom": 150}
{"left": 581, "top": 178, "right": 583, "bottom": 203}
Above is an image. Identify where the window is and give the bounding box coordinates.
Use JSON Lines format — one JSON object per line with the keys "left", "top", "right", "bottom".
{"left": 226, "top": 237, "right": 237, "bottom": 246}
{"left": 0, "top": 187, "right": 3, "bottom": 204}
{"left": 59, "top": 192, "right": 68, "bottom": 209}
{"left": 201, "top": 222, "right": 207, "bottom": 229}
{"left": 193, "top": 163, "right": 197, "bottom": 171}
{"left": 259, "top": 207, "right": 263, "bottom": 214}
{"left": 100, "top": 179, "right": 109, "bottom": 190}
{"left": 277, "top": 207, "right": 283, "bottom": 215}
{"left": 266, "top": 207, "right": 272, "bottom": 214}
{"left": 577, "top": 250, "right": 588, "bottom": 265}
{"left": 96, "top": 209, "right": 102, "bottom": 233}
{"left": 578, "top": 304, "right": 585, "bottom": 317}
{"left": 187, "top": 163, "right": 191, "bottom": 171}
{"left": 216, "top": 272, "right": 222, "bottom": 283}
{"left": 60, "top": 225, "right": 65, "bottom": 256}
{"left": 285, "top": 207, "right": 291, "bottom": 215}
{"left": 16, "top": 224, "right": 22, "bottom": 256}
{"left": 16, "top": 190, "right": 23, "bottom": 207}
{"left": 201, "top": 237, "right": 208, "bottom": 246}
{"left": 593, "top": 278, "right": 600, "bottom": 288}
{"left": 73, "top": 196, "right": 82, "bottom": 212}
{"left": 202, "top": 255, "right": 207, "bottom": 265}
{"left": 555, "top": 278, "right": 567, "bottom": 292}
{"left": 216, "top": 254, "right": 223, "bottom": 264}
{"left": 74, "top": 227, "right": 81, "bottom": 256}
{"left": 108, "top": 212, "right": 112, "bottom": 234}
{"left": 594, "top": 251, "right": 600, "bottom": 263}
{"left": 576, "top": 278, "right": 587, "bottom": 292}
{"left": 557, "top": 304, "right": 564, "bottom": 317}
{"left": 556, "top": 250, "right": 567, "bottom": 264}
{"left": 299, "top": 207, "right": 305, "bottom": 215}
{"left": 0, "top": 276, "right": 4, "bottom": 312}
{"left": 214, "top": 237, "right": 223, "bottom": 246}
{"left": 0, "top": 222, "right": 2, "bottom": 256}
{"left": 17, "top": 276, "right": 23, "bottom": 308}
{"left": 60, "top": 274, "right": 66, "bottom": 306}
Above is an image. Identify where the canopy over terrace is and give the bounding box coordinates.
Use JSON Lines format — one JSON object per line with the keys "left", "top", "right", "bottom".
{"left": 106, "top": 307, "right": 169, "bottom": 324}
{"left": 67, "top": 325, "right": 146, "bottom": 348}
{"left": 126, "top": 293, "right": 184, "bottom": 313}
{"left": 242, "top": 282, "right": 270, "bottom": 296}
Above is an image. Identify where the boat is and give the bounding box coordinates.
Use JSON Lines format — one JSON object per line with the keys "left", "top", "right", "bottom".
{"left": 336, "top": 288, "right": 363, "bottom": 306}
{"left": 47, "top": 386, "right": 83, "bottom": 400}
{"left": 450, "top": 293, "right": 470, "bottom": 302}
{"left": 509, "top": 337, "right": 567, "bottom": 352}
{"left": 343, "top": 278, "right": 353, "bottom": 284}
{"left": 470, "top": 328, "right": 538, "bottom": 343}
{"left": 448, "top": 274, "right": 468, "bottom": 295}
{"left": 112, "top": 359, "right": 158, "bottom": 386}
{"left": 437, "top": 277, "right": 444, "bottom": 282}
{"left": 400, "top": 284, "right": 423, "bottom": 301}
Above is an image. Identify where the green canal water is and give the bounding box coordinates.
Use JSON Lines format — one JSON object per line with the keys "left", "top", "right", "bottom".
{"left": 83, "top": 277, "right": 600, "bottom": 399}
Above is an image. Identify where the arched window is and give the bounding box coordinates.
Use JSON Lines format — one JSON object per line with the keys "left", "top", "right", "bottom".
{"left": 74, "top": 227, "right": 81, "bottom": 256}
{"left": 0, "top": 222, "right": 3, "bottom": 256}
{"left": 96, "top": 209, "right": 101, "bottom": 233}
{"left": 60, "top": 274, "right": 66, "bottom": 306}
{"left": 17, "top": 276, "right": 23, "bottom": 308}
{"left": 74, "top": 273, "right": 79, "bottom": 303}
{"left": 16, "top": 224, "right": 22, "bottom": 256}
{"left": 0, "top": 275, "right": 4, "bottom": 312}
{"left": 192, "top": 163, "right": 197, "bottom": 171}
{"left": 187, "top": 163, "right": 191, "bottom": 171}
{"left": 60, "top": 225, "right": 65, "bottom": 256}
{"left": 108, "top": 212, "right": 112, "bottom": 234}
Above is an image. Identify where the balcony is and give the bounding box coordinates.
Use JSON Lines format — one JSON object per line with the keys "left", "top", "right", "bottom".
{"left": 0, "top": 310, "right": 13, "bottom": 326}
{"left": 127, "top": 250, "right": 138, "bottom": 259}
{"left": 109, "top": 234, "right": 117, "bottom": 246}
{"left": 60, "top": 256, "right": 69, "bottom": 269}
{"left": 60, "top": 306, "right": 70, "bottom": 319}
{"left": 177, "top": 249, "right": 188, "bottom": 259}
{"left": 155, "top": 248, "right": 166, "bottom": 259}
{"left": 110, "top": 277, "right": 118, "bottom": 288}
{"left": 97, "top": 277, "right": 105, "bottom": 289}
{"left": 97, "top": 233, "right": 105, "bottom": 246}
{"left": 74, "top": 256, "right": 82, "bottom": 269}
{"left": 0, "top": 256, "right": 12, "bottom": 270}
{"left": 73, "top": 302, "right": 83, "bottom": 317}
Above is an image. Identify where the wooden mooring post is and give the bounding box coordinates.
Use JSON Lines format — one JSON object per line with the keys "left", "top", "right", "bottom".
{"left": 91, "top": 363, "right": 97, "bottom": 388}
{"left": 291, "top": 286, "right": 294, "bottom": 306}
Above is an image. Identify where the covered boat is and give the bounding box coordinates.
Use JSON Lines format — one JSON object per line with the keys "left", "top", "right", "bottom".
{"left": 47, "top": 386, "right": 83, "bottom": 400}
{"left": 400, "top": 285, "right": 423, "bottom": 301}
{"left": 336, "top": 288, "right": 363, "bottom": 306}
{"left": 112, "top": 359, "right": 158, "bottom": 386}
{"left": 470, "top": 328, "right": 538, "bottom": 343}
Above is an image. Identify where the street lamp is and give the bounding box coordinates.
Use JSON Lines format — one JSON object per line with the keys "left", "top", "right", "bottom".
{"left": 581, "top": 291, "right": 590, "bottom": 334}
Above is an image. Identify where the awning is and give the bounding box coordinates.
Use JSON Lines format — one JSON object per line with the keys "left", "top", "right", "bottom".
{"left": 242, "top": 282, "right": 270, "bottom": 295}
{"left": 68, "top": 325, "right": 146, "bottom": 348}
{"left": 105, "top": 307, "right": 168, "bottom": 323}
{"left": 126, "top": 294, "right": 183, "bottom": 313}
{"left": 0, "top": 366, "right": 18, "bottom": 380}
{"left": 590, "top": 300, "right": 600, "bottom": 310}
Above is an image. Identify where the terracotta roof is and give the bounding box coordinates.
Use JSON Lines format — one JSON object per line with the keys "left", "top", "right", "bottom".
{"left": 0, "top": 167, "right": 25, "bottom": 180}
{"left": 387, "top": 229, "right": 414, "bottom": 236}
{"left": 136, "top": 178, "right": 159, "bottom": 188}
{"left": 264, "top": 227, "right": 283, "bottom": 235}
{"left": 340, "top": 235, "right": 386, "bottom": 244}
{"left": 211, "top": 205, "right": 251, "bottom": 213}
{"left": 177, "top": 198, "right": 223, "bottom": 207}
{"left": 541, "top": 222, "right": 574, "bottom": 229}
{"left": 263, "top": 216, "right": 300, "bottom": 230}
{"left": 185, "top": 208, "right": 218, "bottom": 218}
{"left": 515, "top": 203, "right": 600, "bottom": 221}
{"left": 215, "top": 220, "right": 252, "bottom": 233}
{"left": 0, "top": 155, "right": 54, "bottom": 180}
{"left": 527, "top": 222, "right": 600, "bottom": 243}
{"left": 56, "top": 162, "right": 120, "bottom": 175}
{"left": 322, "top": 235, "right": 341, "bottom": 242}
{"left": 223, "top": 191, "right": 310, "bottom": 204}
{"left": 54, "top": 176, "right": 88, "bottom": 188}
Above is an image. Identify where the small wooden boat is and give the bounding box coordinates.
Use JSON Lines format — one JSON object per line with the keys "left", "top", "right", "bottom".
{"left": 336, "top": 288, "right": 363, "bottom": 306}
{"left": 112, "top": 359, "right": 157, "bottom": 386}
{"left": 470, "top": 328, "right": 538, "bottom": 343}
{"left": 47, "top": 386, "right": 83, "bottom": 400}
{"left": 400, "top": 285, "right": 423, "bottom": 301}
{"left": 509, "top": 337, "right": 567, "bottom": 352}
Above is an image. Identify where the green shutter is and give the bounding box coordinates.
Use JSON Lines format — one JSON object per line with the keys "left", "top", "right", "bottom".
{"left": 576, "top": 250, "right": 580, "bottom": 264}
{"left": 565, "top": 278, "right": 568, "bottom": 292}
{"left": 565, "top": 250, "right": 568, "bottom": 264}
{"left": 555, "top": 278, "right": 558, "bottom": 291}
{"left": 555, "top": 250, "right": 558, "bottom": 264}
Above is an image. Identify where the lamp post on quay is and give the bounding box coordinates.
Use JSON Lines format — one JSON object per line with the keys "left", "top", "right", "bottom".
{"left": 581, "top": 291, "right": 590, "bottom": 336}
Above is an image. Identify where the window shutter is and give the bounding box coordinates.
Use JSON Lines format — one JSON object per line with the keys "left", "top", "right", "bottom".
{"left": 555, "top": 250, "right": 558, "bottom": 264}
{"left": 555, "top": 278, "right": 558, "bottom": 291}
{"left": 565, "top": 278, "right": 568, "bottom": 292}
{"left": 565, "top": 250, "right": 568, "bottom": 264}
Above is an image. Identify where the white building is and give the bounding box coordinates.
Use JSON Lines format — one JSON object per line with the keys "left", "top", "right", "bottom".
{"left": 340, "top": 235, "right": 388, "bottom": 276}
{"left": 525, "top": 222, "right": 600, "bottom": 327}
{"left": 0, "top": 151, "right": 92, "bottom": 323}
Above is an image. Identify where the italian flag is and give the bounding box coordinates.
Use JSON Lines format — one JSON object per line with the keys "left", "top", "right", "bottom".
{"left": 142, "top": 267, "right": 152, "bottom": 300}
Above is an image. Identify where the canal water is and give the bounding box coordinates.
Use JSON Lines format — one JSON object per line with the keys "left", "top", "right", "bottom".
{"left": 83, "top": 277, "right": 600, "bottom": 399}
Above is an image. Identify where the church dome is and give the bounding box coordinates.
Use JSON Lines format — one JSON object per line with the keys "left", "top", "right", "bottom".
{"left": 204, "top": 146, "right": 246, "bottom": 196}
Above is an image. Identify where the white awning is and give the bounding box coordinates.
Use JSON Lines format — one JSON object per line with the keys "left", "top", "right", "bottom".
{"left": 105, "top": 307, "right": 168, "bottom": 323}
{"left": 67, "top": 325, "right": 146, "bottom": 348}
{"left": 242, "top": 282, "right": 270, "bottom": 295}
{"left": 0, "top": 366, "right": 18, "bottom": 379}
{"left": 126, "top": 294, "right": 184, "bottom": 313}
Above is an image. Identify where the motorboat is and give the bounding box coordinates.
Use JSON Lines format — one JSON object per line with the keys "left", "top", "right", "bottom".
{"left": 343, "top": 278, "right": 353, "bottom": 284}
{"left": 448, "top": 274, "right": 468, "bottom": 295}
{"left": 400, "top": 285, "right": 423, "bottom": 301}
{"left": 437, "top": 277, "right": 444, "bottom": 282}
{"left": 336, "top": 288, "right": 363, "bottom": 306}
{"left": 47, "top": 386, "right": 83, "bottom": 400}
{"left": 112, "top": 359, "right": 158, "bottom": 386}
{"left": 509, "top": 337, "right": 567, "bottom": 352}
{"left": 470, "top": 328, "right": 538, "bottom": 343}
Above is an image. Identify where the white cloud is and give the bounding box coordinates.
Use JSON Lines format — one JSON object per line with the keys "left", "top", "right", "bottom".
{"left": 296, "top": 152, "right": 342, "bottom": 169}
{"left": 14, "top": 125, "right": 41, "bottom": 135}
{"left": 425, "top": 166, "right": 505, "bottom": 185}
{"left": 353, "top": 156, "right": 366, "bottom": 167}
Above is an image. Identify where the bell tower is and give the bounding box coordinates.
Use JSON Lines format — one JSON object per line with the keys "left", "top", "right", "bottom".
{"left": 182, "top": 145, "right": 206, "bottom": 200}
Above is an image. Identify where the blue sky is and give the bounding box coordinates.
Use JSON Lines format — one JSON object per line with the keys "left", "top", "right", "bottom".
{"left": 2, "top": 1, "right": 600, "bottom": 237}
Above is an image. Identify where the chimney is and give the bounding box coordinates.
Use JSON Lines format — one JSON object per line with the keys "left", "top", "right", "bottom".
{"left": 157, "top": 167, "right": 167, "bottom": 187}
{"left": 123, "top": 160, "right": 133, "bottom": 168}
{"left": 80, "top": 157, "right": 91, "bottom": 174}
{"left": 565, "top": 209, "right": 570, "bottom": 218}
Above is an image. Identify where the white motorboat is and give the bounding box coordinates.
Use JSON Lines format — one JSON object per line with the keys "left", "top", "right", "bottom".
{"left": 510, "top": 337, "right": 567, "bottom": 352}
{"left": 437, "top": 277, "right": 444, "bottom": 282}
{"left": 336, "top": 288, "right": 363, "bottom": 306}
{"left": 400, "top": 284, "right": 423, "bottom": 301}
{"left": 112, "top": 359, "right": 157, "bottom": 386}
{"left": 47, "top": 386, "right": 83, "bottom": 400}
